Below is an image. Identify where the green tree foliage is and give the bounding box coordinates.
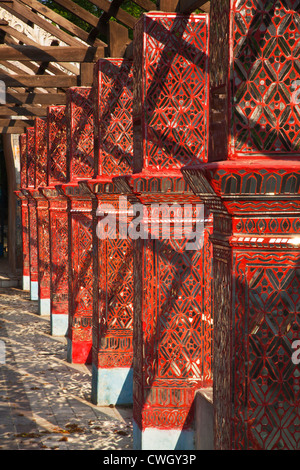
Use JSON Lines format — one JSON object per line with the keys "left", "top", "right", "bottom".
{"left": 40, "top": 0, "right": 144, "bottom": 35}
{"left": 41, "top": 0, "right": 100, "bottom": 33}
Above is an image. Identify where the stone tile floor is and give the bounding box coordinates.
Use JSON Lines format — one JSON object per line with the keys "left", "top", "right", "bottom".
{"left": 0, "top": 286, "right": 133, "bottom": 450}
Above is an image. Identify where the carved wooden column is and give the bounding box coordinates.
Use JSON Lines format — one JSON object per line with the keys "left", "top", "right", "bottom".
{"left": 115, "top": 12, "right": 212, "bottom": 450}
{"left": 60, "top": 87, "right": 94, "bottom": 364}
{"left": 23, "top": 127, "right": 39, "bottom": 301}
{"left": 32, "top": 117, "right": 51, "bottom": 316}
{"left": 183, "top": 0, "right": 300, "bottom": 450}
{"left": 15, "top": 133, "right": 30, "bottom": 291}
{"left": 185, "top": 162, "right": 300, "bottom": 450}
{"left": 82, "top": 58, "right": 135, "bottom": 405}
{"left": 40, "top": 106, "right": 68, "bottom": 336}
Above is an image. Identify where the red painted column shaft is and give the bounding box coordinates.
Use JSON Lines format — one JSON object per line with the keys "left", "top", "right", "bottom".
{"left": 86, "top": 58, "right": 135, "bottom": 405}
{"left": 25, "top": 127, "right": 39, "bottom": 301}
{"left": 34, "top": 118, "right": 51, "bottom": 316}
{"left": 115, "top": 12, "right": 212, "bottom": 449}
{"left": 41, "top": 106, "right": 69, "bottom": 336}
{"left": 15, "top": 133, "right": 30, "bottom": 291}
{"left": 62, "top": 86, "right": 94, "bottom": 364}
{"left": 183, "top": 0, "right": 300, "bottom": 450}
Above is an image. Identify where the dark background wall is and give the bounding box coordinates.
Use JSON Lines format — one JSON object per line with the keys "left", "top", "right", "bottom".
{"left": 1, "top": 134, "right": 22, "bottom": 275}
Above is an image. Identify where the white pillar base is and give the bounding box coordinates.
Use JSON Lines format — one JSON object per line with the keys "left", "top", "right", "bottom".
{"left": 51, "top": 314, "right": 68, "bottom": 336}
{"left": 22, "top": 275, "right": 30, "bottom": 291}
{"left": 30, "top": 281, "right": 39, "bottom": 301}
{"left": 91, "top": 365, "right": 133, "bottom": 406}
{"left": 38, "top": 298, "right": 51, "bottom": 316}
{"left": 133, "top": 420, "right": 195, "bottom": 450}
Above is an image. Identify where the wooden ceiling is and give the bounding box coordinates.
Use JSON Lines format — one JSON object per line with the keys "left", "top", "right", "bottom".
{"left": 0, "top": 0, "right": 210, "bottom": 134}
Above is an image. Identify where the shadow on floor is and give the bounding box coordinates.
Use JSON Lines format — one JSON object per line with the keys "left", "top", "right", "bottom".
{"left": 0, "top": 258, "right": 21, "bottom": 288}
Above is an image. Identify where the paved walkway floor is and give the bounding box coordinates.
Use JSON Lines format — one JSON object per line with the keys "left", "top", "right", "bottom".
{"left": 0, "top": 286, "right": 133, "bottom": 450}
{"left": 0, "top": 259, "right": 20, "bottom": 288}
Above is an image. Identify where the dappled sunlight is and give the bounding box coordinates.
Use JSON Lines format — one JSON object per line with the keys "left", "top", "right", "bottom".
{"left": 0, "top": 287, "right": 133, "bottom": 450}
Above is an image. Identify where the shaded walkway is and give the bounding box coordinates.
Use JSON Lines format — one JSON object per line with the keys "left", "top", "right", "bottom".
{"left": 0, "top": 286, "right": 133, "bottom": 450}
{"left": 0, "top": 258, "right": 20, "bottom": 288}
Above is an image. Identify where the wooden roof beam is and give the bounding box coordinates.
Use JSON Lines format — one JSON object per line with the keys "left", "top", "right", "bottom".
{"left": 199, "top": 1, "right": 210, "bottom": 13}
{"left": 6, "top": 92, "right": 66, "bottom": 105}
{"left": 88, "top": 0, "right": 138, "bottom": 29}
{"left": 52, "top": 0, "right": 102, "bottom": 29}
{"left": 108, "top": 21, "right": 131, "bottom": 58}
{"left": 0, "top": 25, "right": 79, "bottom": 75}
{"left": 0, "top": 118, "right": 34, "bottom": 126}
{"left": 0, "top": 34, "right": 67, "bottom": 91}
{"left": 0, "top": 0, "right": 90, "bottom": 47}
{"left": 158, "top": 0, "right": 210, "bottom": 12}
{"left": 179, "top": 0, "right": 210, "bottom": 13}
{"left": 18, "top": 0, "right": 107, "bottom": 47}
{"left": 131, "top": 0, "right": 157, "bottom": 11}
{"left": 0, "top": 105, "right": 48, "bottom": 117}
{"left": 0, "top": 73, "right": 78, "bottom": 88}
{"left": 0, "top": 36, "right": 73, "bottom": 79}
{"left": 0, "top": 60, "right": 59, "bottom": 94}
{"left": 51, "top": 0, "right": 136, "bottom": 50}
{"left": 0, "top": 126, "right": 30, "bottom": 133}
{"left": 0, "top": 45, "right": 105, "bottom": 62}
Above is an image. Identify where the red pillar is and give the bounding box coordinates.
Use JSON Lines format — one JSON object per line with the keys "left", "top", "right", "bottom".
{"left": 183, "top": 0, "right": 300, "bottom": 450}
{"left": 34, "top": 118, "right": 51, "bottom": 315}
{"left": 115, "top": 12, "right": 212, "bottom": 449}
{"left": 61, "top": 86, "right": 94, "bottom": 364}
{"left": 83, "top": 58, "right": 135, "bottom": 405}
{"left": 15, "top": 133, "right": 30, "bottom": 291}
{"left": 40, "top": 106, "right": 69, "bottom": 336}
{"left": 24, "top": 127, "right": 39, "bottom": 301}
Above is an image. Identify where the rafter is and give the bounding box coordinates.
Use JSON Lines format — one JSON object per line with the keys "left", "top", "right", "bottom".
{"left": 0, "top": 24, "right": 80, "bottom": 75}
{"left": 0, "top": 36, "right": 72, "bottom": 80}
{"left": 0, "top": 45, "right": 104, "bottom": 62}
{"left": 6, "top": 92, "right": 66, "bottom": 105}
{"left": 0, "top": 105, "right": 48, "bottom": 117}
{"left": 131, "top": 0, "right": 157, "bottom": 10}
{"left": 179, "top": 0, "right": 210, "bottom": 13}
{"left": 0, "top": 0, "right": 211, "bottom": 126}
{"left": 0, "top": 73, "right": 78, "bottom": 87}
{"left": 0, "top": 126, "right": 31, "bottom": 133}
{"left": 0, "top": 59, "right": 59, "bottom": 94}
{"left": 88, "top": 0, "right": 138, "bottom": 29}
{"left": 17, "top": 0, "right": 107, "bottom": 47}
{"left": 0, "top": 118, "right": 34, "bottom": 126}
{"left": 50, "top": 0, "right": 102, "bottom": 29}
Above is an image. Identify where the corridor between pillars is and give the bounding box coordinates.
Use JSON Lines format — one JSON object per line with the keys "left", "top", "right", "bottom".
{"left": 40, "top": 105, "right": 69, "bottom": 336}
{"left": 183, "top": 0, "right": 300, "bottom": 450}
{"left": 17, "top": 121, "right": 50, "bottom": 315}
{"left": 114, "top": 12, "right": 212, "bottom": 450}
{"left": 61, "top": 86, "right": 94, "bottom": 364}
